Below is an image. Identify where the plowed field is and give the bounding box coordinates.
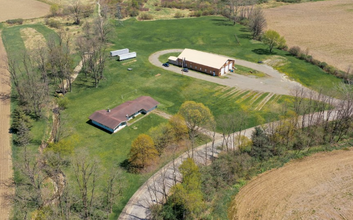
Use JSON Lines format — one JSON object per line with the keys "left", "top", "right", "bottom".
{"left": 264, "top": 0, "right": 353, "bottom": 71}
{"left": 0, "top": 0, "right": 49, "bottom": 22}
{"left": 230, "top": 149, "right": 353, "bottom": 219}
{"left": 0, "top": 31, "right": 13, "bottom": 220}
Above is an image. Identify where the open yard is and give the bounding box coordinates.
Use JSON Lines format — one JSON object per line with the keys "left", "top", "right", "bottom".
{"left": 230, "top": 148, "right": 353, "bottom": 219}
{"left": 1, "top": 16, "right": 344, "bottom": 218}
{"left": 0, "top": 0, "right": 49, "bottom": 22}
{"left": 264, "top": 0, "right": 353, "bottom": 71}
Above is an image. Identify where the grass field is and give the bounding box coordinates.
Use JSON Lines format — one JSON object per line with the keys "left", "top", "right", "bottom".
{"left": 2, "top": 16, "right": 342, "bottom": 218}
{"left": 264, "top": 0, "right": 353, "bottom": 71}
{"left": 112, "top": 16, "right": 341, "bottom": 90}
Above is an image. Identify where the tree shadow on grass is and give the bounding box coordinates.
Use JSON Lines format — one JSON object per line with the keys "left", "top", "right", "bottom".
{"left": 252, "top": 48, "right": 274, "bottom": 55}
{"left": 120, "top": 159, "right": 130, "bottom": 171}
{"left": 211, "top": 18, "right": 234, "bottom": 26}
{"left": 238, "top": 33, "right": 251, "bottom": 39}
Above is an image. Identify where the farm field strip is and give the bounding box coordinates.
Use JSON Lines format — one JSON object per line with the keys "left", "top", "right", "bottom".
{"left": 0, "top": 0, "right": 49, "bottom": 22}
{"left": 231, "top": 149, "right": 353, "bottom": 220}
{"left": 264, "top": 0, "right": 353, "bottom": 71}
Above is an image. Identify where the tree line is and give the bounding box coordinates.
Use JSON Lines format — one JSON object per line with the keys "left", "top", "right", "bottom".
{"left": 149, "top": 86, "right": 353, "bottom": 219}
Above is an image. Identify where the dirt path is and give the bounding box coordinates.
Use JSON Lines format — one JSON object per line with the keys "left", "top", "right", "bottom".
{"left": 231, "top": 149, "right": 353, "bottom": 220}
{"left": 0, "top": 31, "right": 13, "bottom": 220}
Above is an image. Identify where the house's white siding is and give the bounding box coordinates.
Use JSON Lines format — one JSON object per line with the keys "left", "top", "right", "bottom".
{"left": 92, "top": 120, "right": 115, "bottom": 133}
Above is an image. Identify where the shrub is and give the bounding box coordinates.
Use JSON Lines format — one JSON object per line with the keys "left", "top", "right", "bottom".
{"left": 190, "top": 11, "right": 202, "bottom": 17}
{"left": 129, "top": 8, "right": 139, "bottom": 17}
{"left": 45, "top": 19, "right": 61, "bottom": 29}
{"left": 138, "top": 12, "right": 153, "bottom": 20}
{"left": 82, "top": 5, "right": 94, "bottom": 18}
{"left": 281, "top": 45, "right": 288, "bottom": 51}
{"left": 319, "top": 62, "right": 328, "bottom": 69}
{"left": 6, "top": 19, "right": 23, "bottom": 25}
{"left": 239, "top": 18, "right": 249, "bottom": 26}
{"left": 50, "top": 4, "right": 60, "bottom": 16}
{"left": 305, "top": 55, "right": 313, "bottom": 63}
{"left": 155, "top": 7, "right": 161, "bottom": 11}
{"left": 324, "top": 65, "right": 337, "bottom": 75}
{"left": 174, "top": 11, "right": 184, "bottom": 18}
{"left": 57, "top": 96, "right": 69, "bottom": 110}
{"left": 298, "top": 53, "right": 306, "bottom": 60}
{"left": 311, "top": 59, "right": 320, "bottom": 66}
{"left": 289, "top": 46, "right": 301, "bottom": 57}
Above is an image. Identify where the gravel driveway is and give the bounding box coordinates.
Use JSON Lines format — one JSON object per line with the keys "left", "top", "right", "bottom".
{"left": 149, "top": 49, "right": 304, "bottom": 96}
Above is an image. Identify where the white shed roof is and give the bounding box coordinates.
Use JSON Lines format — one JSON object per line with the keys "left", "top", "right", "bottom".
{"left": 168, "top": 56, "right": 178, "bottom": 61}
{"left": 177, "top": 48, "right": 232, "bottom": 69}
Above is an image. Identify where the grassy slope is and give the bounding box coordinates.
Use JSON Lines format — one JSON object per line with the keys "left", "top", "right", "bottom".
{"left": 2, "top": 17, "right": 341, "bottom": 218}
{"left": 64, "top": 16, "right": 338, "bottom": 217}
{"left": 113, "top": 16, "right": 341, "bottom": 90}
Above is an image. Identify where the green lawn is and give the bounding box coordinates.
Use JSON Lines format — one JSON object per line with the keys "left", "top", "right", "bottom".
{"left": 233, "top": 64, "right": 268, "bottom": 78}
{"left": 2, "top": 24, "right": 59, "bottom": 58}
{"left": 2, "top": 17, "right": 341, "bottom": 218}
{"left": 158, "top": 52, "right": 180, "bottom": 63}
{"left": 110, "top": 16, "right": 341, "bottom": 91}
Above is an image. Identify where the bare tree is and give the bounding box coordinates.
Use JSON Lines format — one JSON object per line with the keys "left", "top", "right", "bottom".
{"left": 248, "top": 7, "right": 266, "bottom": 39}
{"left": 71, "top": 150, "right": 100, "bottom": 220}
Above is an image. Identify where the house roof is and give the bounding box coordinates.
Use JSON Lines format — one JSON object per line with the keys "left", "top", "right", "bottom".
{"left": 177, "top": 48, "right": 233, "bottom": 69}
{"left": 89, "top": 96, "right": 159, "bottom": 130}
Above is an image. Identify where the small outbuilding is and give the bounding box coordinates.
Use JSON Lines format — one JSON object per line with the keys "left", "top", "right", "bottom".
{"left": 89, "top": 96, "right": 159, "bottom": 133}
{"left": 110, "top": 48, "right": 129, "bottom": 57}
{"left": 168, "top": 56, "right": 178, "bottom": 65}
{"left": 118, "top": 52, "right": 137, "bottom": 61}
{"left": 176, "top": 48, "right": 235, "bottom": 76}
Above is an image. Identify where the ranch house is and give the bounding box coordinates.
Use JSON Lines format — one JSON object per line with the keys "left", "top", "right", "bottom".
{"left": 89, "top": 96, "right": 159, "bottom": 133}
{"left": 172, "top": 48, "right": 235, "bottom": 76}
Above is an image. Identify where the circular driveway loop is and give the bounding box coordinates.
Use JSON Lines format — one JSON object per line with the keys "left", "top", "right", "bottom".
{"left": 149, "top": 49, "right": 304, "bottom": 96}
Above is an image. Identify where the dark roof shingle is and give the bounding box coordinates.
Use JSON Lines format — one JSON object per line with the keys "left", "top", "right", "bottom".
{"left": 89, "top": 96, "right": 159, "bottom": 130}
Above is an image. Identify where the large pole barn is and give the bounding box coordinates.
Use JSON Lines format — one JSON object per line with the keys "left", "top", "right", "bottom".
{"left": 175, "top": 48, "right": 235, "bottom": 76}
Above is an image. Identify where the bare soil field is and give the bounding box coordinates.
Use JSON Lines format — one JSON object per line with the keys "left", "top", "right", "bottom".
{"left": 230, "top": 149, "right": 353, "bottom": 220}
{"left": 0, "top": 31, "right": 13, "bottom": 220}
{"left": 264, "top": 0, "right": 353, "bottom": 71}
{"left": 0, "top": 0, "right": 49, "bottom": 22}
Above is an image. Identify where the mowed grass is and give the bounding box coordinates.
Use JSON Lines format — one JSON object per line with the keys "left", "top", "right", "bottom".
{"left": 3, "top": 17, "right": 339, "bottom": 218}
{"left": 2, "top": 24, "right": 58, "bottom": 57}
{"left": 111, "top": 16, "right": 341, "bottom": 90}
{"left": 64, "top": 16, "right": 338, "bottom": 217}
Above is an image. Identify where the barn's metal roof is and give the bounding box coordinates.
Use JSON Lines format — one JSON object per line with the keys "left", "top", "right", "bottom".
{"left": 89, "top": 96, "right": 159, "bottom": 130}
{"left": 177, "top": 48, "right": 233, "bottom": 69}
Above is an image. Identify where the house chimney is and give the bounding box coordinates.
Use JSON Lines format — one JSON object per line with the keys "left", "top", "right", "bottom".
{"left": 107, "top": 108, "right": 111, "bottom": 113}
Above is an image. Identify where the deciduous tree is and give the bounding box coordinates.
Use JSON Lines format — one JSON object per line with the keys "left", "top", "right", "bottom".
{"left": 129, "top": 134, "right": 158, "bottom": 171}
{"left": 262, "top": 29, "right": 286, "bottom": 53}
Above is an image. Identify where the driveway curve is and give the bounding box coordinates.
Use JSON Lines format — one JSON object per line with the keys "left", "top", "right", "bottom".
{"left": 149, "top": 49, "right": 304, "bottom": 96}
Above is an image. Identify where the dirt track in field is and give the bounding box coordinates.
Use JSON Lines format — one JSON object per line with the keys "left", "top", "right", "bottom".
{"left": 0, "top": 31, "right": 13, "bottom": 220}
{"left": 230, "top": 149, "right": 353, "bottom": 220}
{"left": 264, "top": 0, "right": 353, "bottom": 71}
{"left": 0, "top": 0, "right": 49, "bottom": 22}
